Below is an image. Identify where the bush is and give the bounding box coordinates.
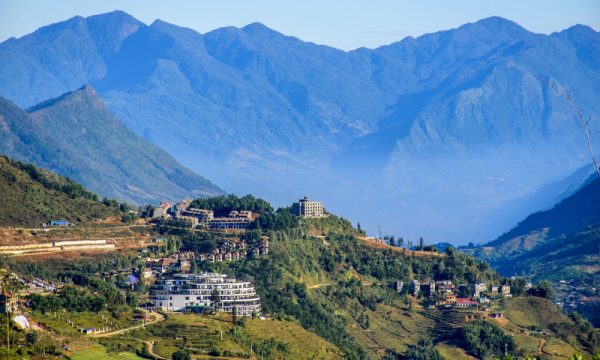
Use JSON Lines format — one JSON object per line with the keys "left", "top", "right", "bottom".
{"left": 528, "top": 280, "right": 554, "bottom": 299}
{"left": 172, "top": 349, "right": 191, "bottom": 360}
{"left": 403, "top": 338, "right": 445, "bottom": 360}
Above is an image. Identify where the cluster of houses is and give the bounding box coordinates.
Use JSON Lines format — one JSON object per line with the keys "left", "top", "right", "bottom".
{"left": 152, "top": 200, "right": 257, "bottom": 231}
{"left": 142, "top": 238, "right": 269, "bottom": 281}
{"left": 197, "top": 238, "right": 269, "bottom": 262}
{"left": 144, "top": 257, "right": 191, "bottom": 280}
{"left": 151, "top": 196, "right": 327, "bottom": 231}
{"left": 396, "top": 279, "right": 512, "bottom": 308}
{"left": 555, "top": 279, "right": 600, "bottom": 312}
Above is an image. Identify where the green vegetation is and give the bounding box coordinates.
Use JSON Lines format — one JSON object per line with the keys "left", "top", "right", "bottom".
{"left": 402, "top": 338, "right": 445, "bottom": 360}
{"left": 527, "top": 280, "right": 554, "bottom": 299}
{"left": 91, "top": 313, "right": 341, "bottom": 359}
{"left": 191, "top": 211, "right": 501, "bottom": 358}
{"left": 70, "top": 344, "right": 143, "bottom": 360}
{"left": 1, "top": 187, "right": 598, "bottom": 359}
{"left": 0, "top": 156, "right": 120, "bottom": 226}
{"left": 0, "top": 87, "right": 223, "bottom": 205}
{"left": 190, "top": 194, "right": 273, "bottom": 215}
{"left": 171, "top": 349, "right": 190, "bottom": 360}
{"left": 462, "top": 320, "right": 515, "bottom": 358}
{"left": 29, "top": 280, "right": 131, "bottom": 314}
{"left": 504, "top": 297, "right": 600, "bottom": 355}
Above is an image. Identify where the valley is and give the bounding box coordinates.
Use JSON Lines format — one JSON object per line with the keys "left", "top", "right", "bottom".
{"left": 0, "top": 7, "right": 598, "bottom": 360}
{"left": 2, "top": 11, "right": 599, "bottom": 242}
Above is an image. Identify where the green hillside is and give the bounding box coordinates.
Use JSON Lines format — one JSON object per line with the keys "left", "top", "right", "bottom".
{"left": 0, "top": 156, "right": 118, "bottom": 226}
{"left": 166, "top": 205, "right": 599, "bottom": 359}
{"left": 2, "top": 194, "right": 598, "bottom": 359}
{"left": 0, "top": 86, "right": 223, "bottom": 205}
{"left": 466, "top": 176, "right": 600, "bottom": 283}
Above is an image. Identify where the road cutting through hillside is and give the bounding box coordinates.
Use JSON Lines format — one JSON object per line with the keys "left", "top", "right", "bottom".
{"left": 89, "top": 311, "right": 164, "bottom": 338}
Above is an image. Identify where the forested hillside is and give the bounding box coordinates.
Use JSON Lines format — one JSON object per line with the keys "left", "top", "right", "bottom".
{"left": 0, "top": 156, "right": 119, "bottom": 226}
{"left": 0, "top": 86, "right": 223, "bottom": 205}
{"left": 157, "top": 201, "right": 598, "bottom": 358}
{"left": 467, "top": 176, "right": 600, "bottom": 279}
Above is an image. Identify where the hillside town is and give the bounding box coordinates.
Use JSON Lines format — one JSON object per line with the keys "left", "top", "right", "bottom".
{"left": 150, "top": 196, "right": 326, "bottom": 231}
{"left": 402, "top": 279, "right": 519, "bottom": 311}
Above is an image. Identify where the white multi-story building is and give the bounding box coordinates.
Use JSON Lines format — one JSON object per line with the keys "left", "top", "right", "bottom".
{"left": 182, "top": 208, "right": 214, "bottom": 221}
{"left": 292, "top": 197, "right": 325, "bottom": 218}
{"left": 150, "top": 273, "right": 261, "bottom": 316}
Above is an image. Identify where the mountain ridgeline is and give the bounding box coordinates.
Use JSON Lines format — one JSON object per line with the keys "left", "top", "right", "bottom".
{"left": 1, "top": 11, "right": 599, "bottom": 242}
{"left": 466, "top": 175, "right": 600, "bottom": 282}
{"left": 0, "top": 86, "right": 223, "bottom": 205}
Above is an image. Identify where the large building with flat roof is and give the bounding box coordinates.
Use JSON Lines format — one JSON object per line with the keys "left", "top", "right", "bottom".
{"left": 150, "top": 273, "right": 261, "bottom": 316}
{"left": 291, "top": 197, "right": 325, "bottom": 218}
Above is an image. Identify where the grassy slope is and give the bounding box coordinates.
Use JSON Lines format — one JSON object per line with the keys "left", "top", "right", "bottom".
{"left": 501, "top": 297, "right": 594, "bottom": 358}
{"left": 208, "top": 217, "right": 598, "bottom": 359}
{"left": 470, "top": 176, "right": 600, "bottom": 280}
{"left": 8, "top": 215, "right": 598, "bottom": 359}
{"left": 71, "top": 313, "right": 341, "bottom": 359}
{"left": 0, "top": 156, "right": 118, "bottom": 226}
{"left": 205, "top": 217, "right": 499, "bottom": 358}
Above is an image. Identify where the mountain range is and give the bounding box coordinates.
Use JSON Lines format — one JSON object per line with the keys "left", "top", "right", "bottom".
{"left": 0, "top": 85, "right": 223, "bottom": 204}
{"left": 0, "top": 11, "right": 599, "bottom": 243}
{"left": 465, "top": 173, "right": 600, "bottom": 281}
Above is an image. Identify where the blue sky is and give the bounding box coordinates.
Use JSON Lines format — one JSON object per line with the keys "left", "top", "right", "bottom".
{"left": 1, "top": 0, "right": 599, "bottom": 50}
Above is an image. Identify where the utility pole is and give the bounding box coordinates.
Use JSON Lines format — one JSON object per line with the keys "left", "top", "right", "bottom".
{"left": 551, "top": 81, "right": 600, "bottom": 178}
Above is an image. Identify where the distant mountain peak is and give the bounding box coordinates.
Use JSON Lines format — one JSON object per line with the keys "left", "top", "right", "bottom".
{"left": 87, "top": 10, "right": 139, "bottom": 22}
{"left": 465, "top": 16, "right": 529, "bottom": 37}
{"left": 558, "top": 23, "right": 600, "bottom": 39}
{"left": 26, "top": 85, "right": 102, "bottom": 113}
{"left": 242, "top": 21, "right": 284, "bottom": 38}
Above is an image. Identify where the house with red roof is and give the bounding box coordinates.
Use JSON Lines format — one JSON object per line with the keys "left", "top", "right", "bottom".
{"left": 455, "top": 298, "right": 478, "bottom": 308}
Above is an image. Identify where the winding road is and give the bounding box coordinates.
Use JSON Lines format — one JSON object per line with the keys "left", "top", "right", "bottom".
{"left": 89, "top": 310, "right": 164, "bottom": 338}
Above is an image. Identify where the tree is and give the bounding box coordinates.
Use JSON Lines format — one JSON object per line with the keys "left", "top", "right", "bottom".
{"left": 418, "top": 237, "right": 424, "bottom": 251}
{"left": 507, "top": 278, "right": 527, "bottom": 297}
{"left": 398, "top": 237, "right": 404, "bottom": 248}
{"left": 232, "top": 305, "right": 238, "bottom": 322}
{"left": 389, "top": 236, "right": 396, "bottom": 247}
{"left": 462, "top": 320, "right": 515, "bottom": 358}
{"left": 528, "top": 280, "right": 554, "bottom": 299}
{"left": 25, "top": 331, "right": 38, "bottom": 346}
{"left": 172, "top": 349, "right": 191, "bottom": 360}
{"left": 211, "top": 287, "right": 221, "bottom": 312}
{"left": 403, "top": 338, "right": 445, "bottom": 360}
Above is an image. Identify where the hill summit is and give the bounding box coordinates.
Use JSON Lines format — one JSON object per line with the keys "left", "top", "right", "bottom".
{"left": 0, "top": 85, "right": 224, "bottom": 204}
